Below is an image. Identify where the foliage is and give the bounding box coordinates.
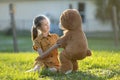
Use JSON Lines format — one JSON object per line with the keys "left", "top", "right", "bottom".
{"left": 94, "top": 0, "right": 120, "bottom": 23}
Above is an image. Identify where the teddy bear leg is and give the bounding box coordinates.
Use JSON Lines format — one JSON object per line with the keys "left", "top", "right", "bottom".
{"left": 59, "top": 51, "right": 73, "bottom": 74}
{"left": 72, "top": 60, "right": 78, "bottom": 72}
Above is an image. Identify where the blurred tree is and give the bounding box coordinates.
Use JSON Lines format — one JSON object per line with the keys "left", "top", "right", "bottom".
{"left": 94, "top": 0, "right": 120, "bottom": 47}
{"left": 5, "top": 27, "right": 12, "bottom": 35}
{"left": 9, "top": 3, "right": 19, "bottom": 52}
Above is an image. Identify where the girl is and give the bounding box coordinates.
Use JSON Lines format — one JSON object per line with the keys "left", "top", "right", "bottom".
{"left": 26, "top": 15, "right": 60, "bottom": 72}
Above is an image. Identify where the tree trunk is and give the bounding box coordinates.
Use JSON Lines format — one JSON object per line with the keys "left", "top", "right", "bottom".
{"left": 9, "top": 3, "right": 19, "bottom": 52}
{"left": 111, "top": 6, "right": 119, "bottom": 47}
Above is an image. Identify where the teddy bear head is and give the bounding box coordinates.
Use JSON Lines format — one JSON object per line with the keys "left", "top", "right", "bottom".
{"left": 60, "top": 9, "right": 82, "bottom": 30}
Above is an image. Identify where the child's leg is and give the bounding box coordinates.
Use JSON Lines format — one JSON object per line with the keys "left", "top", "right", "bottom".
{"left": 26, "top": 60, "right": 43, "bottom": 72}
{"left": 48, "top": 67, "right": 57, "bottom": 72}
{"left": 44, "top": 57, "right": 60, "bottom": 72}
{"left": 33, "top": 64, "right": 40, "bottom": 71}
{"left": 72, "top": 60, "right": 78, "bottom": 72}
{"left": 48, "top": 61, "right": 60, "bottom": 72}
{"left": 59, "top": 51, "right": 73, "bottom": 74}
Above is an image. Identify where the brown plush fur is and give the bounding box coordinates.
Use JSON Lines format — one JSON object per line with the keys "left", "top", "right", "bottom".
{"left": 57, "top": 9, "right": 92, "bottom": 73}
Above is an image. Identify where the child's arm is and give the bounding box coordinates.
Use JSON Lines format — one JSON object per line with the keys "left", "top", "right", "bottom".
{"left": 40, "top": 43, "right": 59, "bottom": 59}
{"left": 40, "top": 34, "right": 67, "bottom": 59}
{"left": 37, "top": 48, "right": 43, "bottom": 56}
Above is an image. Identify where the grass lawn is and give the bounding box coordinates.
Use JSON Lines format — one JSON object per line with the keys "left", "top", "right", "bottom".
{"left": 0, "top": 51, "right": 120, "bottom": 80}
{"left": 0, "top": 33, "right": 120, "bottom": 80}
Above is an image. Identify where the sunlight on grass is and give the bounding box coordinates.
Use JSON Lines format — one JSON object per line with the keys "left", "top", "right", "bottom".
{"left": 0, "top": 51, "right": 120, "bottom": 80}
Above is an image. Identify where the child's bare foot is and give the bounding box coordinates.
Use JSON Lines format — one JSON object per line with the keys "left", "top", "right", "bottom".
{"left": 48, "top": 67, "right": 57, "bottom": 72}
{"left": 25, "top": 65, "right": 40, "bottom": 72}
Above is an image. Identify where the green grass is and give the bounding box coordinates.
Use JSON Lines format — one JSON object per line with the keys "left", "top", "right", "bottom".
{"left": 0, "top": 51, "right": 120, "bottom": 80}
{"left": 0, "top": 33, "right": 120, "bottom": 79}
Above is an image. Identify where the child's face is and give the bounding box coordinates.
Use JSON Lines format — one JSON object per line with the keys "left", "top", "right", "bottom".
{"left": 39, "top": 19, "right": 50, "bottom": 33}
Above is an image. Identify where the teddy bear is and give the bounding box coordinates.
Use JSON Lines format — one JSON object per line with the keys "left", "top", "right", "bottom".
{"left": 40, "top": 9, "right": 92, "bottom": 74}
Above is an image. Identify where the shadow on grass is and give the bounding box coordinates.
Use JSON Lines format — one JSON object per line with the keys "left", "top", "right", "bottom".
{"left": 38, "top": 69, "right": 104, "bottom": 80}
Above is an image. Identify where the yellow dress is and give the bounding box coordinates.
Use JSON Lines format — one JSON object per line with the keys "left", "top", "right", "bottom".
{"left": 33, "top": 33, "right": 60, "bottom": 70}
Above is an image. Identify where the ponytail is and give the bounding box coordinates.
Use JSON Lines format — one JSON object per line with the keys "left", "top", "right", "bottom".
{"left": 31, "top": 26, "right": 38, "bottom": 41}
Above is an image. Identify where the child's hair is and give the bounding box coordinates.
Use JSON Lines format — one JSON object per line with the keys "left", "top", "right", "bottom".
{"left": 31, "top": 15, "right": 50, "bottom": 41}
